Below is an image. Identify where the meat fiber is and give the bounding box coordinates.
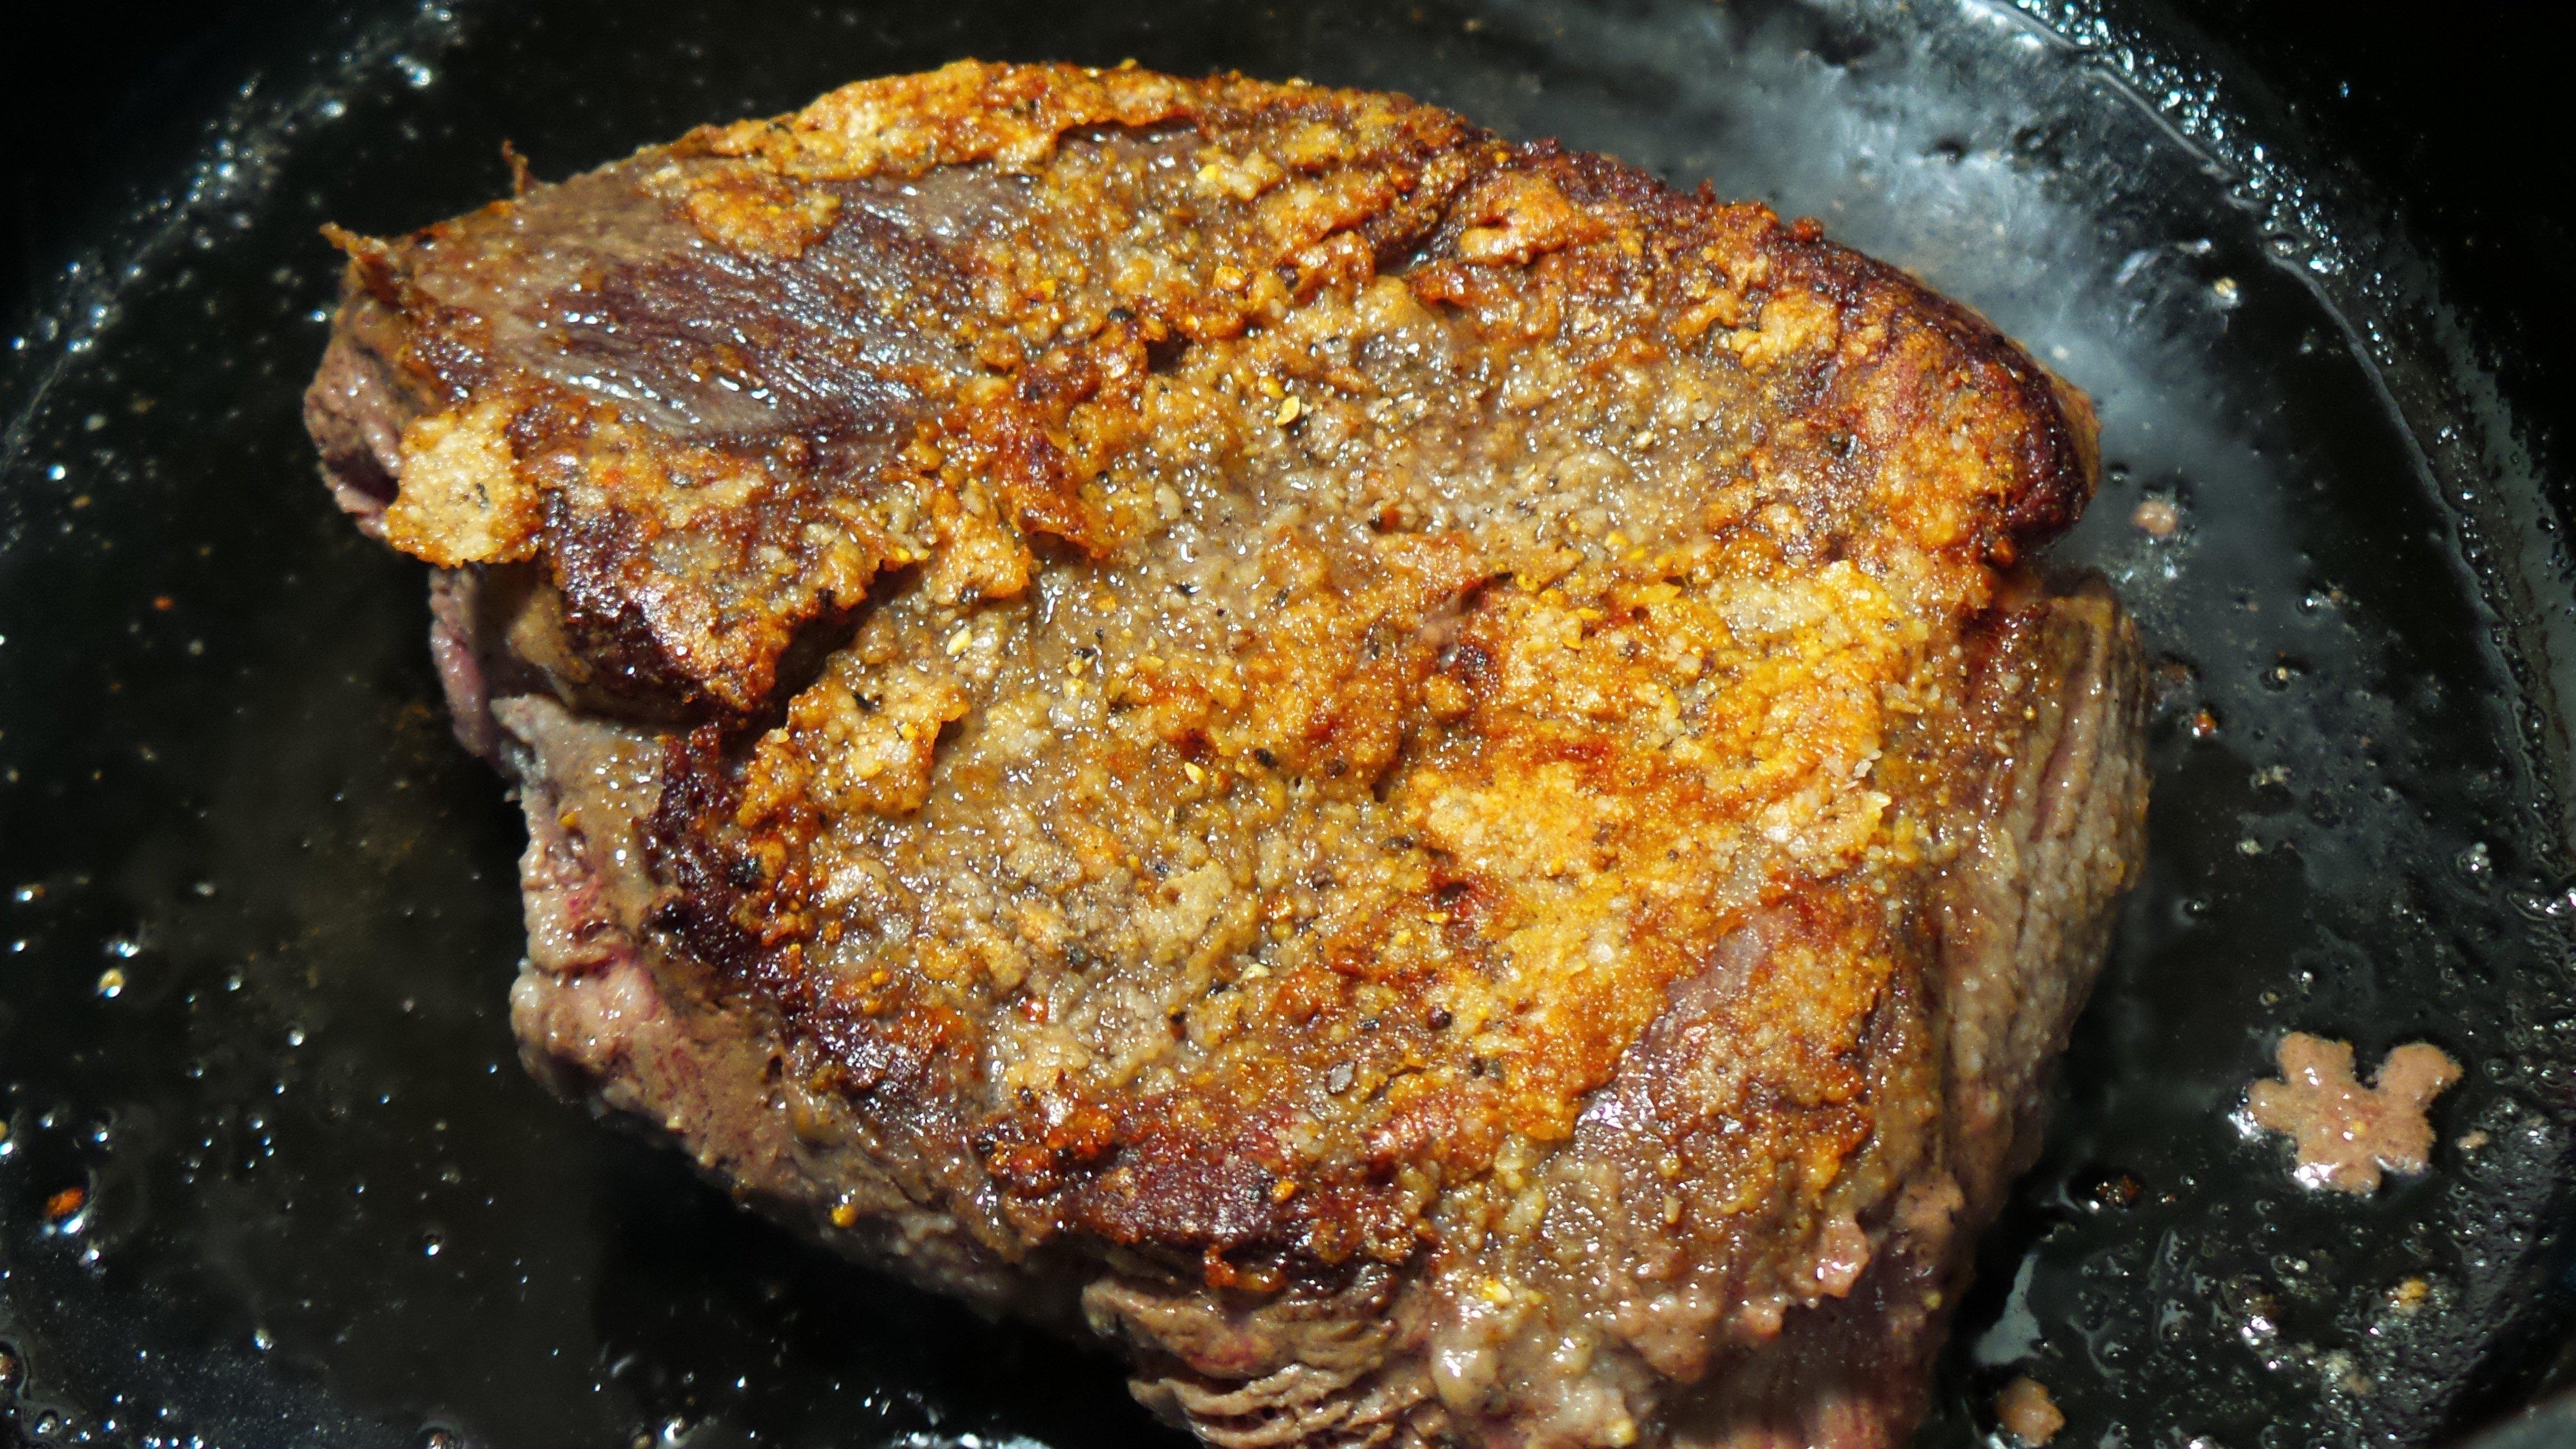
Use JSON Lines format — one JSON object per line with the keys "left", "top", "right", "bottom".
{"left": 304, "top": 61, "right": 2148, "bottom": 1448}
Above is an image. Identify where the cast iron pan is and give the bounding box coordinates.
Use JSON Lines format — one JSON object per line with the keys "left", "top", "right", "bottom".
{"left": 6, "top": 1, "right": 2575, "bottom": 1445}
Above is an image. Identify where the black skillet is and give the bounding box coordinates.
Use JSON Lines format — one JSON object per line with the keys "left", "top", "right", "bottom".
{"left": 6, "top": 2, "right": 2575, "bottom": 1445}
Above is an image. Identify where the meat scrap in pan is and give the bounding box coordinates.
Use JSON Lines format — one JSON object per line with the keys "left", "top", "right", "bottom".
{"left": 2244, "top": 1032, "right": 2460, "bottom": 1195}
{"left": 304, "top": 61, "right": 2149, "bottom": 1449}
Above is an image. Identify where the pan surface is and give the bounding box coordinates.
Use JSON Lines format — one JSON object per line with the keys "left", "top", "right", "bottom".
{"left": 5, "top": 1, "right": 2573, "bottom": 1445}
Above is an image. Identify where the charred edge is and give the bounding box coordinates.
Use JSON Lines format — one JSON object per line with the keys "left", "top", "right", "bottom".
{"left": 776, "top": 605, "right": 869, "bottom": 703}
{"left": 1814, "top": 247, "right": 2099, "bottom": 556}
{"left": 1393, "top": 131, "right": 2102, "bottom": 565}
{"left": 1732, "top": 197, "right": 2099, "bottom": 562}
{"left": 1356, "top": 127, "right": 1497, "bottom": 271}
{"left": 642, "top": 727, "right": 974, "bottom": 1143}
{"left": 325, "top": 239, "right": 497, "bottom": 406}
{"left": 982, "top": 1092, "right": 1413, "bottom": 1282}
{"left": 642, "top": 724, "right": 764, "bottom": 974}
{"left": 2008, "top": 367, "right": 2102, "bottom": 543}
{"left": 1948, "top": 305, "right": 2097, "bottom": 552}
{"left": 1530, "top": 136, "right": 1698, "bottom": 219}
{"left": 548, "top": 579, "right": 732, "bottom": 722}
{"left": 1394, "top": 135, "right": 1559, "bottom": 271}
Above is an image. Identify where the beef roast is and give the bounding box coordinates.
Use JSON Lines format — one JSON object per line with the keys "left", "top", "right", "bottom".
{"left": 304, "top": 61, "right": 2148, "bottom": 1448}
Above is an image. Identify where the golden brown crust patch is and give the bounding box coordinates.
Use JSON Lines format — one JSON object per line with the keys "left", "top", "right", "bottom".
{"left": 384, "top": 399, "right": 539, "bottom": 566}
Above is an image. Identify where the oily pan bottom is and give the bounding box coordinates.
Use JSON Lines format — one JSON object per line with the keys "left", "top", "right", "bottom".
{"left": 3, "top": 0, "right": 2571, "bottom": 1445}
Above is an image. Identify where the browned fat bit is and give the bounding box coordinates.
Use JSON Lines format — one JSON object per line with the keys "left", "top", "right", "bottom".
{"left": 2077, "top": 1167, "right": 2142, "bottom": 1209}
{"left": 1996, "top": 1375, "right": 2063, "bottom": 1446}
{"left": 2129, "top": 495, "right": 2181, "bottom": 537}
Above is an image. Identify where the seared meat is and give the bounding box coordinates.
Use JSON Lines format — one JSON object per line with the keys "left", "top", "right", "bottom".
{"left": 305, "top": 62, "right": 2147, "bottom": 1449}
